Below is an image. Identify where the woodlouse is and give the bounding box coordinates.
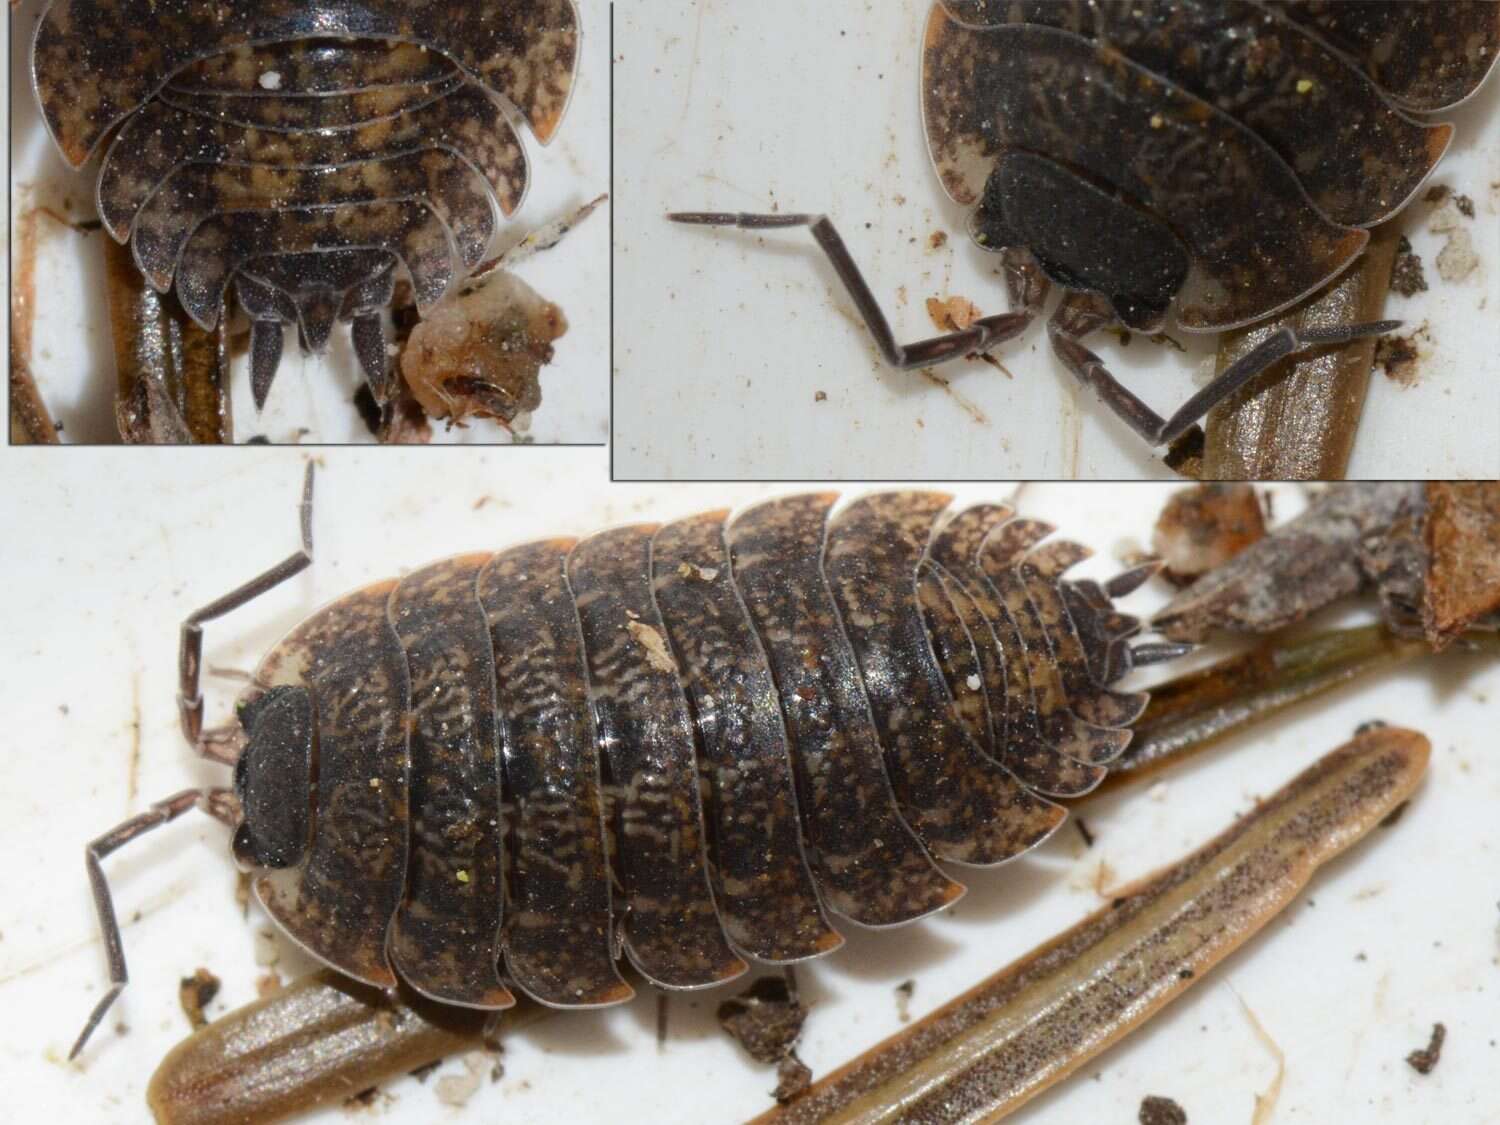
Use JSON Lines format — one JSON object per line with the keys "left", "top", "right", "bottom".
{"left": 30, "top": 0, "right": 581, "bottom": 412}
{"left": 670, "top": 1, "right": 1499, "bottom": 451}
{"left": 71, "top": 468, "right": 1190, "bottom": 1055}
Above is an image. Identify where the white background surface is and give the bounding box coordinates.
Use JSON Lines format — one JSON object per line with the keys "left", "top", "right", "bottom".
{"left": 0, "top": 457, "right": 1496, "bottom": 1123}
{"left": 614, "top": 1, "right": 1500, "bottom": 480}
{"left": 7, "top": 0, "right": 610, "bottom": 445}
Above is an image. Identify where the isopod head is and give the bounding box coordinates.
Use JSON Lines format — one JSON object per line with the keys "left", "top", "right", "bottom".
{"left": 230, "top": 687, "right": 313, "bottom": 871}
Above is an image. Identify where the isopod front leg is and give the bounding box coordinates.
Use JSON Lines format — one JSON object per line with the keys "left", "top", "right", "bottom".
{"left": 178, "top": 463, "right": 315, "bottom": 759}
{"left": 667, "top": 212, "right": 1041, "bottom": 368}
{"left": 73, "top": 787, "right": 238, "bottom": 1060}
{"left": 1047, "top": 292, "right": 1401, "bottom": 448}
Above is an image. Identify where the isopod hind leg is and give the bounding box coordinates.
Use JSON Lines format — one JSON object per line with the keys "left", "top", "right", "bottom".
{"left": 1047, "top": 292, "right": 1401, "bottom": 448}
{"left": 178, "top": 463, "right": 316, "bottom": 760}
{"left": 72, "top": 787, "right": 238, "bottom": 1059}
{"left": 667, "top": 212, "right": 1044, "bottom": 368}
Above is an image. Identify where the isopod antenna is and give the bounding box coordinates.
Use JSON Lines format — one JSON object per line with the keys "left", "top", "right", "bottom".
{"left": 71, "top": 464, "right": 317, "bottom": 1059}
{"left": 668, "top": 212, "right": 1399, "bottom": 448}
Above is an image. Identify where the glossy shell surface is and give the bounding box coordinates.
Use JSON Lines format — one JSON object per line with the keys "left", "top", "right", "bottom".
{"left": 237, "top": 492, "right": 1154, "bottom": 1009}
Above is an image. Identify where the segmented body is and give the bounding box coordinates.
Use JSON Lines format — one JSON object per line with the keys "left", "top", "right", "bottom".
{"left": 31, "top": 0, "right": 580, "bottom": 406}
{"left": 233, "top": 493, "right": 1162, "bottom": 1012}
{"left": 925, "top": 0, "right": 1499, "bottom": 331}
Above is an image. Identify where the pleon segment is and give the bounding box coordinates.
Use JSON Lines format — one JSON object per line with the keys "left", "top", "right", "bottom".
{"left": 34, "top": 0, "right": 580, "bottom": 166}
{"left": 824, "top": 494, "right": 1065, "bottom": 865}
{"left": 173, "top": 202, "right": 455, "bottom": 328}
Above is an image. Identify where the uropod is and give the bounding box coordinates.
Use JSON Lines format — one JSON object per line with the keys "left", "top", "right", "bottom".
{"left": 69, "top": 466, "right": 1190, "bottom": 1058}
{"left": 28, "top": 0, "right": 582, "bottom": 422}
{"left": 671, "top": 1, "right": 1500, "bottom": 453}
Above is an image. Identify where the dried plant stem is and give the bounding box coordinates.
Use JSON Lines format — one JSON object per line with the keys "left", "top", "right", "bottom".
{"left": 1203, "top": 223, "right": 1400, "bottom": 481}
{"left": 148, "top": 974, "right": 502, "bottom": 1125}
{"left": 753, "top": 728, "right": 1428, "bottom": 1124}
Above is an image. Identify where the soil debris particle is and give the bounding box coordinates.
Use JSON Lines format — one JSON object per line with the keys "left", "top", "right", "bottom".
{"left": 1152, "top": 485, "right": 1267, "bottom": 587}
{"left": 926, "top": 295, "right": 981, "bottom": 333}
{"left": 1435, "top": 228, "right": 1478, "bottom": 282}
{"left": 1428, "top": 197, "right": 1481, "bottom": 282}
{"left": 1139, "top": 1094, "right": 1188, "bottom": 1125}
{"left": 1389, "top": 236, "right": 1428, "bottom": 297}
{"left": 1406, "top": 1022, "right": 1447, "bottom": 1075}
{"left": 1375, "top": 325, "right": 1430, "bottom": 388}
{"left": 435, "top": 1051, "right": 490, "bottom": 1106}
{"left": 178, "top": 967, "right": 221, "bottom": 1031}
{"left": 775, "top": 1055, "right": 813, "bottom": 1104}
{"left": 626, "top": 620, "right": 678, "bottom": 674}
{"left": 895, "top": 979, "right": 915, "bottom": 1023}
{"left": 928, "top": 230, "right": 948, "bottom": 251}
{"left": 400, "top": 271, "right": 567, "bottom": 428}
{"left": 718, "top": 975, "right": 808, "bottom": 1065}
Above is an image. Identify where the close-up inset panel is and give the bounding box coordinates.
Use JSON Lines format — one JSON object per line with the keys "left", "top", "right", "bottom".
{"left": 614, "top": 1, "right": 1499, "bottom": 480}
{"left": 10, "top": 0, "right": 609, "bottom": 444}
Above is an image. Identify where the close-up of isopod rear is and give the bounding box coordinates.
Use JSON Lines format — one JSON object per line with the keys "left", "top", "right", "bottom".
{"left": 616, "top": 1, "right": 1500, "bottom": 480}
{"left": 10, "top": 0, "right": 608, "bottom": 443}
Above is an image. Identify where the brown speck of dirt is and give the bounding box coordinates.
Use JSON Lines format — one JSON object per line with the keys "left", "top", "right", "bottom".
{"left": 718, "top": 975, "right": 808, "bottom": 1066}
{"left": 1390, "top": 236, "right": 1429, "bottom": 297}
{"left": 895, "top": 979, "right": 915, "bottom": 1023}
{"left": 1375, "top": 325, "right": 1430, "bottom": 388}
{"left": 774, "top": 1055, "right": 813, "bottom": 1104}
{"left": 178, "top": 967, "right": 222, "bottom": 1031}
{"left": 926, "top": 295, "right": 982, "bottom": 333}
{"left": 1406, "top": 1022, "right": 1446, "bottom": 1075}
{"left": 1075, "top": 817, "right": 1096, "bottom": 849}
{"left": 400, "top": 271, "right": 566, "bottom": 428}
{"left": 1152, "top": 484, "right": 1267, "bottom": 586}
{"left": 343, "top": 1087, "right": 385, "bottom": 1111}
{"left": 928, "top": 230, "right": 948, "bottom": 251}
{"left": 814, "top": 390, "right": 828, "bottom": 403}
{"left": 1140, "top": 1095, "right": 1188, "bottom": 1125}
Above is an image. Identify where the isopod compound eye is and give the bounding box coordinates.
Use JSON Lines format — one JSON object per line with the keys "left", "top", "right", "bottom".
{"left": 232, "top": 686, "right": 314, "bottom": 870}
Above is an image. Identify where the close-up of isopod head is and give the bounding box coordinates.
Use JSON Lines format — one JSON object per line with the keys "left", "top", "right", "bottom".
{"left": 14, "top": 0, "right": 607, "bottom": 443}
{"left": 624, "top": 0, "right": 1500, "bottom": 478}
{"left": 229, "top": 687, "right": 313, "bottom": 872}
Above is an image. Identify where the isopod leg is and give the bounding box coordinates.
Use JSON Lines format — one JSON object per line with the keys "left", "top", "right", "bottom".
{"left": 178, "top": 463, "right": 314, "bottom": 757}
{"left": 73, "top": 787, "right": 237, "bottom": 1059}
{"left": 666, "top": 212, "right": 1040, "bottom": 368}
{"left": 1047, "top": 293, "right": 1401, "bottom": 447}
